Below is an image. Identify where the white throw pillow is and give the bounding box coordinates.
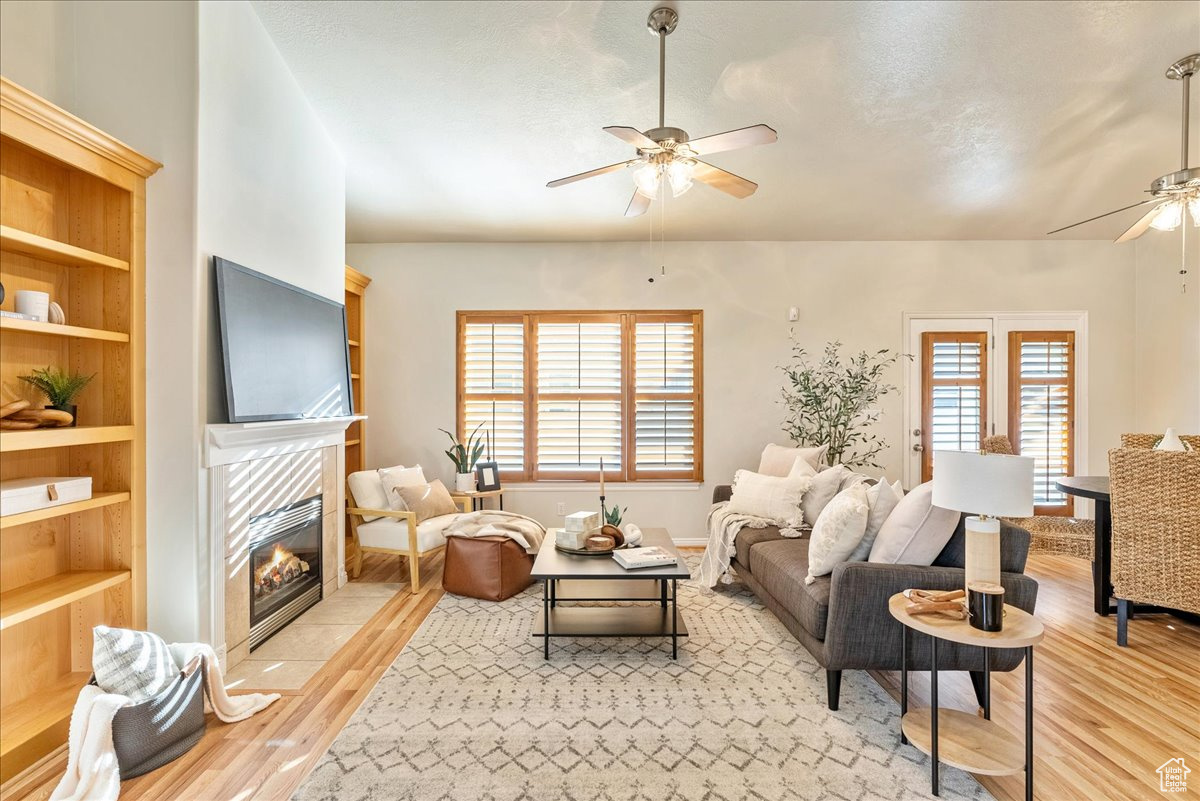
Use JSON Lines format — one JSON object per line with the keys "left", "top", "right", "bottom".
{"left": 802, "top": 465, "right": 850, "bottom": 527}
{"left": 379, "top": 465, "right": 427, "bottom": 511}
{"left": 839, "top": 470, "right": 870, "bottom": 491}
{"left": 758, "top": 443, "right": 830, "bottom": 477}
{"left": 727, "top": 469, "right": 811, "bottom": 528}
{"left": 868, "top": 481, "right": 960, "bottom": 565}
{"left": 92, "top": 625, "right": 176, "bottom": 702}
{"left": 348, "top": 468, "right": 396, "bottom": 521}
{"left": 806, "top": 482, "right": 870, "bottom": 583}
{"left": 851, "top": 478, "right": 903, "bottom": 561}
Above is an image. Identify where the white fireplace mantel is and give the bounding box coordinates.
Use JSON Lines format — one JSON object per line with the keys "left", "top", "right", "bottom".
{"left": 204, "top": 416, "right": 366, "bottom": 467}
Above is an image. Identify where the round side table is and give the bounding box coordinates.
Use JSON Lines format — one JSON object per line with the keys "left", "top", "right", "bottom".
{"left": 888, "top": 593, "right": 1044, "bottom": 800}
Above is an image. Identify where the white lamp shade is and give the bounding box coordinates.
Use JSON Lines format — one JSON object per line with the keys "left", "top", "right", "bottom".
{"left": 931, "top": 450, "right": 1034, "bottom": 517}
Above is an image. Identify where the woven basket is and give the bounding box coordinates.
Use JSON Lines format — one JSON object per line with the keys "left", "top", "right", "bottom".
{"left": 1109, "top": 447, "right": 1200, "bottom": 614}
{"left": 90, "top": 664, "right": 206, "bottom": 780}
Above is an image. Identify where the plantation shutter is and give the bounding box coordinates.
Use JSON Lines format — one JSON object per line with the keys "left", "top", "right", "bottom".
{"left": 460, "top": 317, "right": 526, "bottom": 474}
{"left": 1009, "top": 331, "right": 1075, "bottom": 515}
{"left": 631, "top": 314, "right": 701, "bottom": 480}
{"left": 921, "top": 332, "right": 988, "bottom": 482}
{"left": 534, "top": 317, "right": 623, "bottom": 477}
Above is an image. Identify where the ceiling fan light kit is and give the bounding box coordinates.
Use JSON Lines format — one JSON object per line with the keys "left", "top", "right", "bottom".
{"left": 546, "top": 6, "right": 778, "bottom": 217}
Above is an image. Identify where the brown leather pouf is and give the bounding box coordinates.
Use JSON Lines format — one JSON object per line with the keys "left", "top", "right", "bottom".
{"left": 442, "top": 535, "right": 534, "bottom": 601}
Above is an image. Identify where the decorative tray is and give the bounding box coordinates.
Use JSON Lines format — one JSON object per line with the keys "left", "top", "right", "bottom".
{"left": 554, "top": 541, "right": 630, "bottom": 556}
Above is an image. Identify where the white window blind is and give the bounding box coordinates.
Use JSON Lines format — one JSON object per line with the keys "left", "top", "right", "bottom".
{"left": 922, "top": 332, "right": 987, "bottom": 482}
{"left": 1009, "top": 332, "right": 1074, "bottom": 513}
{"left": 457, "top": 311, "right": 702, "bottom": 482}
{"left": 535, "top": 320, "right": 622, "bottom": 474}
{"left": 461, "top": 321, "right": 525, "bottom": 471}
{"left": 633, "top": 320, "right": 698, "bottom": 476}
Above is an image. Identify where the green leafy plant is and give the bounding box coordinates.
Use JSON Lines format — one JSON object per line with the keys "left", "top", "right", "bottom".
{"left": 603, "top": 504, "right": 626, "bottom": 527}
{"left": 438, "top": 423, "right": 485, "bottom": 473}
{"left": 20, "top": 366, "right": 95, "bottom": 408}
{"left": 779, "top": 342, "right": 908, "bottom": 469}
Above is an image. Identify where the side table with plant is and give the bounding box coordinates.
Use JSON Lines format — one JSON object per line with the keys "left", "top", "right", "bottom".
{"left": 440, "top": 423, "right": 485, "bottom": 492}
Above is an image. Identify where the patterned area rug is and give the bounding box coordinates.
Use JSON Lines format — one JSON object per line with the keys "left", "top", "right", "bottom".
{"left": 294, "top": 559, "right": 988, "bottom": 801}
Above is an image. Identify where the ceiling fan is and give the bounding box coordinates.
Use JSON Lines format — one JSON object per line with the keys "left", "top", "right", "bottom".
{"left": 1048, "top": 53, "right": 1200, "bottom": 242}
{"left": 546, "top": 6, "right": 777, "bottom": 217}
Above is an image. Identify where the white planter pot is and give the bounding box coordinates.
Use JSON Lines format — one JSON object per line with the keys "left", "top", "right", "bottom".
{"left": 455, "top": 472, "right": 476, "bottom": 492}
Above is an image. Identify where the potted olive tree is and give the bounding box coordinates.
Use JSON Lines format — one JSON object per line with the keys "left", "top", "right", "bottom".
{"left": 21, "top": 366, "right": 94, "bottom": 427}
{"left": 439, "top": 424, "right": 485, "bottom": 492}
{"left": 779, "top": 342, "right": 907, "bottom": 469}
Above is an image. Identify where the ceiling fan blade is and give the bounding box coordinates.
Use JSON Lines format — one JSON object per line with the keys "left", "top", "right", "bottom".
{"left": 685, "top": 124, "right": 778, "bottom": 156}
{"left": 547, "top": 160, "right": 637, "bottom": 188}
{"left": 1114, "top": 203, "right": 1167, "bottom": 243}
{"left": 1045, "top": 197, "right": 1163, "bottom": 236}
{"left": 692, "top": 160, "right": 758, "bottom": 199}
{"left": 625, "top": 189, "right": 652, "bottom": 218}
{"left": 603, "top": 126, "right": 662, "bottom": 151}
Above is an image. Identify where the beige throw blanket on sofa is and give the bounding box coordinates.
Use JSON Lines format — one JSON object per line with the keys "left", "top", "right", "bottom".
{"left": 444, "top": 511, "right": 546, "bottom": 554}
{"left": 697, "top": 501, "right": 803, "bottom": 588}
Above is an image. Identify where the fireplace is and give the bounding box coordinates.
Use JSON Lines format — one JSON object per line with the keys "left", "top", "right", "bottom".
{"left": 248, "top": 495, "right": 323, "bottom": 650}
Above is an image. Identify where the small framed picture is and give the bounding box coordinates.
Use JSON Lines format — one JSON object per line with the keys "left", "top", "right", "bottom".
{"left": 475, "top": 460, "right": 501, "bottom": 491}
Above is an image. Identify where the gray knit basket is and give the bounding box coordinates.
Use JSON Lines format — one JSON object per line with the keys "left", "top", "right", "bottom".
{"left": 89, "top": 663, "right": 206, "bottom": 780}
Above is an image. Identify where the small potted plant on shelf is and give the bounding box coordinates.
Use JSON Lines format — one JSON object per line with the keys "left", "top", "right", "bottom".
{"left": 439, "top": 423, "right": 485, "bottom": 492}
{"left": 20, "top": 366, "right": 94, "bottom": 427}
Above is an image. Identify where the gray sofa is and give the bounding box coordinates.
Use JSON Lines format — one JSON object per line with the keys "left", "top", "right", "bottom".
{"left": 713, "top": 485, "right": 1039, "bottom": 711}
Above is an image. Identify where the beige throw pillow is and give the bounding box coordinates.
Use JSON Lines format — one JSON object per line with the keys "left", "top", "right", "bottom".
{"left": 868, "top": 481, "right": 960, "bottom": 565}
{"left": 727, "top": 469, "right": 810, "bottom": 529}
{"left": 802, "top": 465, "right": 850, "bottom": 528}
{"left": 806, "top": 483, "right": 870, "bottom": 584}
{"left": 379, "top": 465, "right": 427, "bottom": 511}
{"left": 394, "top": 479, "right": 459, "bottom": 523}
{"left": 850, "top": 478, "right": 903, "bottom": 561}
{"left": 758, "top": 443, "right": 830, "bottom": 477}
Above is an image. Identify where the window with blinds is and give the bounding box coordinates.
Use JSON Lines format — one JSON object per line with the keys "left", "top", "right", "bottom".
{"left": 921, "top": 332, "right": 988, "bottom": 482}
{"left": 1009, "top": 331, "right": 1075, "bottom": 515}
{"left": 457, "top": 311, "right": 702, "bottom": 482}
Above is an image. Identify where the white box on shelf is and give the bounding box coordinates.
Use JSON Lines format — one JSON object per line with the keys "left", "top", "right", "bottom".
{"left": 0, "top": 476, "right": 93, "bottom": 517}
{"left": 564, "top": 511, "right": 600, "bottom": 533}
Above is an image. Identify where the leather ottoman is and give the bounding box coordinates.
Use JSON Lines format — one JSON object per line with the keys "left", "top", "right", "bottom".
{"left": 443, "top": 535, "right": 534, "bottom": 601}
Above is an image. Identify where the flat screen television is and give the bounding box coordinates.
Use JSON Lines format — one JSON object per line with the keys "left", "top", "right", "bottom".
{"left": 215, "top": 257, "right": 354, "bottom": 423}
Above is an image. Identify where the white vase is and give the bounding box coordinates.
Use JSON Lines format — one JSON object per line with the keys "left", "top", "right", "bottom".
{"left": 456, "top": 472, "right": 476, "bottom": 492}
{"left": 1156, "top": 427, "right": 1191, "bottom": 452}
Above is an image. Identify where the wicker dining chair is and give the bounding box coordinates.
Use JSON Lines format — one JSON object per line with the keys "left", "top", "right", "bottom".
{"left": 980, "top": 435, "right": 1094, "bottom": 559}
{"left": 1108, "top": 444, "right": 1200, "bottom": 646}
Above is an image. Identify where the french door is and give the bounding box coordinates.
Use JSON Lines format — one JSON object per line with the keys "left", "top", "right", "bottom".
{"left": 905, "top": 314, "right": 1083, "bottom": 516}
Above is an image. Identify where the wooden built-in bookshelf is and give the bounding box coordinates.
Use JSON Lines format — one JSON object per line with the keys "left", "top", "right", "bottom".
{"left": 343, "top": 266, "right": 369, "bottom": 575}
{"left": 0, "top": 77, "right": 159, "bottom": 782}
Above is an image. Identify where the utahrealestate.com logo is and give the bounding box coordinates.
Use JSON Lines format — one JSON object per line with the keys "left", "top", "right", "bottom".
{"left": 1158, "top": 758, "right": 1191, "bottom": 793}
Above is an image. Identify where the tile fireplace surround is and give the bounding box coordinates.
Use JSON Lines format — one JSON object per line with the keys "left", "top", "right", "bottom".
{"left": 205, "top": 418, "right": 361, "bottom": 671}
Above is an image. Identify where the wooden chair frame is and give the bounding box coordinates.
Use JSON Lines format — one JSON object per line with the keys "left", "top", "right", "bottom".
{"left": 347, "top": 496, "right": 470, "bottom": 593}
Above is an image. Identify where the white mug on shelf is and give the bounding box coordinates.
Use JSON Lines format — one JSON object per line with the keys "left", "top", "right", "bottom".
{"left": 14, "top": 290, "right": 50, "bottom": 322}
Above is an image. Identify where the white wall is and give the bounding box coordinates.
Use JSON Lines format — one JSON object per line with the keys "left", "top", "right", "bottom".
{"left": 1, "top": 0, "right": 344, "bottom": 643}
{"left": 349, "top": 240, "right": 1137, "bottom": 541}
{"left": 1134, "top": 231, "right": 1200, "bottom": 433}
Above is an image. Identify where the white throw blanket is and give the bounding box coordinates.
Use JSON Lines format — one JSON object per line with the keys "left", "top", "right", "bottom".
{"left": 52, "top": 643, "right": 279, "bottom": 801}
{"left": 696, "top": 501, "right": 803, "bottom": 588}
{"left": 443, "top": 510, "right": 547, "bottom": 553}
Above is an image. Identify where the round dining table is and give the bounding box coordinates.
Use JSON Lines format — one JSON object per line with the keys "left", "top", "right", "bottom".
{"left": 1055, "top": 476, "right": 1112, "bottom": 616}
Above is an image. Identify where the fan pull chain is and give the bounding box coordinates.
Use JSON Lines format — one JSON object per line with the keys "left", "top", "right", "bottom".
{"left": 1182, "top": 218, "right": 1189, "bottom": 294}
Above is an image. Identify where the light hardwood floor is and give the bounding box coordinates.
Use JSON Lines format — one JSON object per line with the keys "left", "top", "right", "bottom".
{"left": 2, "top": 551, "right": 1197, "bottom": 801}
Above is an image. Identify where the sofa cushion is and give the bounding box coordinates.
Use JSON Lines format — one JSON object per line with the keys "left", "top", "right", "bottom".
{"left": 758, "top": 443, "right": 830, "bottom": 476}
{"left": 348, "top": 468, "right": 392, "bottom": 522}
{"left": 735, "top": 526, "right": 788, "bottom": 569}
{"left": 869, "top": 481, "right": 959, "bottom": 565}
{"left": 749, "top": 538, "right": 832, "bottom": 641}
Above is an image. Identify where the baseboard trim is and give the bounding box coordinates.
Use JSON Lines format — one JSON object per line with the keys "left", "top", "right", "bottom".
{"left": 671, "top": 538, "right": 707, "bottom": 547}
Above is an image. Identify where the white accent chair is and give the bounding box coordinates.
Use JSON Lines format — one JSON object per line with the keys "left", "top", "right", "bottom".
{"left": 346, "top": 468, "right": 468, "bottom": 593}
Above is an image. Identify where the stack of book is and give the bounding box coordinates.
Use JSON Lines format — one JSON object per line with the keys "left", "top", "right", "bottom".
{"left": 613, "top": 546, "right": 677, "bottom": 570}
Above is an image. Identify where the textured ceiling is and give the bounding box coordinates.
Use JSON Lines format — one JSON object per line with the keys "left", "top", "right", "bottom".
{"left": 252, "top": 0, "right": 1200, "bottom": 242}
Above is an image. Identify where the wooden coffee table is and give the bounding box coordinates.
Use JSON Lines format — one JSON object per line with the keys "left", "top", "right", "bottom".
{"left": 531, "top": 527, "right": 690, "bottom": 659}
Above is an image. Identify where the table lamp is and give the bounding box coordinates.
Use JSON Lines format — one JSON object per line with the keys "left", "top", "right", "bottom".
{"left": 932, "top": 450, "right": 1034, "bottom": 590}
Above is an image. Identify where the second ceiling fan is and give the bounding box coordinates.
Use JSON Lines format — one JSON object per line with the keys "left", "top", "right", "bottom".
{"left": 547, "top": 6, "right": 777, "bottom": 217}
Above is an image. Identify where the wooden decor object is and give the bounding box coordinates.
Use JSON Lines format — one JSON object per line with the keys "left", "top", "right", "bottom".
{"left": 0, "top": 77, "right": 159, "bottom": 783}
{"left": 343, "top": 266, "right": 370, "bottom": 575}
